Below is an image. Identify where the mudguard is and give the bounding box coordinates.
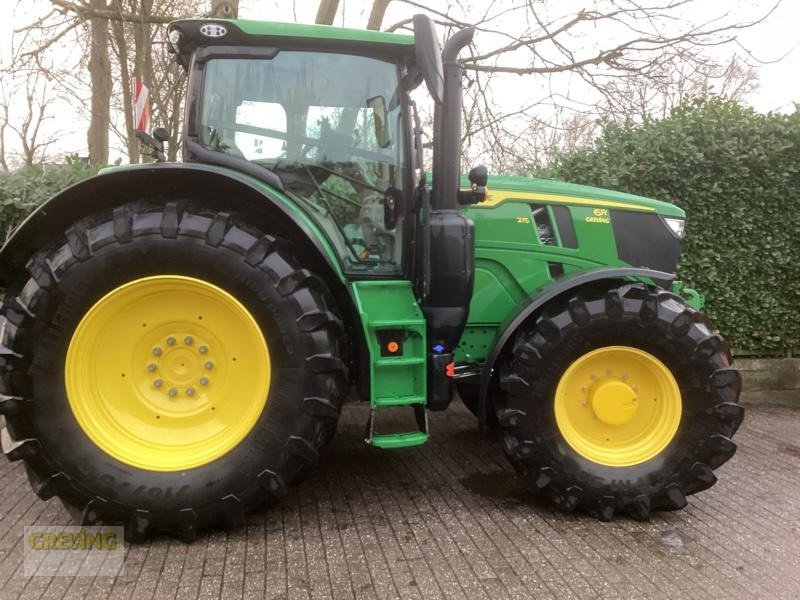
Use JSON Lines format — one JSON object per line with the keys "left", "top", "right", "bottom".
{"left": 477, "top": 267, "right": 676, "bottom": 430}
{"left": 0, "top": 162, "right": 344, "bottom": 289}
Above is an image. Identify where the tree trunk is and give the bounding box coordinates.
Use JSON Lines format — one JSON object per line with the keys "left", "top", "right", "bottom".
{"left": 87, "top": 0, "right": 112, "bottom": 165}
{"left": 0, "top": 113, "right": 8, "bottom": 172}
{"left": 110, "top": 5, "right": 138, "bottom": 163}
{"left": 315, "top": 0, "right": 339, "bottom": 25}
{"left": 210, "top": 0, "right": 238, "bottom": 18}
{"left": 367, "top": 0, "right": 391, "bottom": 30}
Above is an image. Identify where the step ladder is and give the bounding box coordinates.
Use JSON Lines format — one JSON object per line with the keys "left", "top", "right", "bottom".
{"left": 351, "top": 280, "right": 429, "bottom": 448}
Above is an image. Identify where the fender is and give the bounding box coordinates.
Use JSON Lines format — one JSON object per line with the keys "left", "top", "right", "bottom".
{"left": 0, "top": 162, "right": 345, "bottom": 289}
{"left": 477, "top": 267, "right": 676, "bottom": 430}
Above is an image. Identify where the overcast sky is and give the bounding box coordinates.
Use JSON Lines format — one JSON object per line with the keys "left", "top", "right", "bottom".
{"left": 3, "top": 0, "right": 799, "bottom": 162}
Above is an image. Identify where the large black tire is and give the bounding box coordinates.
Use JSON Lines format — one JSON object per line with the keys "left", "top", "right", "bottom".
{"left": 0, "top": 201, "right": 347, "bottom": 541}
{"left": 495, "top": 283, "right": 744, "bottom": 521}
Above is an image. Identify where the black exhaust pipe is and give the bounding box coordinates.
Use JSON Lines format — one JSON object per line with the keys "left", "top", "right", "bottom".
{"left": 431, "top": 27, "right": 474, "bottom": 210}
{"left": 422, "top": 25, "right": 475, "bottom": 411}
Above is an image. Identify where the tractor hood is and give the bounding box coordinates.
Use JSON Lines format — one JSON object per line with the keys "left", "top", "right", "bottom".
{"left": 461, "top": 173, "right": 686, "bottom": 278}
{"left": 463, "top": 174, "right": 685, "bottom": 218}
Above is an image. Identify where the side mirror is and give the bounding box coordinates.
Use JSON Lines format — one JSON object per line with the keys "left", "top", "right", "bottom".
{"left": 468, "top": 165, "right": 488, "bottom": 190}
{"left": 384, "top": 187, "right": 403, "bottom": 231}
{"left": 458, "top": 165, "right": 489, "bottom": 205}
{"left": 153, "top": 127, "right": 171, "bottom": 144}
{"left": 412, "top": 14, "right": 444, "bottom": 104}
{"left": 366, "top": 96, "right": 391, "bottom": 149}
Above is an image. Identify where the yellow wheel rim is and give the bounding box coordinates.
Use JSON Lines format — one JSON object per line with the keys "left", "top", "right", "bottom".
{"left": 554, "top": 346, "right": 681, "bottom": 467}
{"left": 65, "top": 275, "right": 270, "bottom": 472}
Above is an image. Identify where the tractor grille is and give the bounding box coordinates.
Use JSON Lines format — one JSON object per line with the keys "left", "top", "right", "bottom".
{"left": 611, "top": 210, "right": 681, "bottom": 274}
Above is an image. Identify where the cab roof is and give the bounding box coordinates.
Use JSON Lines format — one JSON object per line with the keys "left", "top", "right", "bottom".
{"left": 168, "top": 18, "right": 415, "bottom": 65}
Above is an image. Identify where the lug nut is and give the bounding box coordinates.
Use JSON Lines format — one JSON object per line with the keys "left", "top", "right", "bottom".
{"left": 154, "top": 379, "right": 163, "bottom": 388}
{"left": 147, "top": 363, "right": 157, "bottom": 372}
{"left": 168, "top": 388, "right": 177, "bottom": 397}
{"left": 184, "top": 336, "right": 194, "bottom": 345}
{"left": 167, "top": 337, "right": 176, "bottom": 346}
{"left": 199, "top": 377, "right": 209, "bottom": 386}
{"left": 186, "top": 387, "right": 195, "bottom": 396}
{"left": 153, "top": 347, "right": 162, "bottom": 356}
{"left": 204, "top": 361, "right": 214, "bottom": 370}
{"left": 199, "top": 346, "right": 208, "bottom": 354}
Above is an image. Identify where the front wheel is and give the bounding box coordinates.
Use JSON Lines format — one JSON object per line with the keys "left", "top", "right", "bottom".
{"left": 495, "top": 283, "right": 744, "bottom": 520}
{"left": 0, "top": 202, "right": 347, "bottom": 540}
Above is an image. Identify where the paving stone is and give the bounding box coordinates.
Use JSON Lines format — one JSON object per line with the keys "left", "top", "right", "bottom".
{"left": 0, "top": 393, "right": 798, "bottom": 598}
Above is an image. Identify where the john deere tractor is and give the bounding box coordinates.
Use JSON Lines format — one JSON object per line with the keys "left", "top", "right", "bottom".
{"left": 0, "top": 15, "right": 742, "bottom": 540}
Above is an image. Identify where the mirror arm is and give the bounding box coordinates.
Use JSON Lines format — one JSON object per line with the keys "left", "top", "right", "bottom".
{"left": 135, "top": 130, "right": 167, "bottom": 163}
{"left": 410, "top": 100, "right": 426, "bottom": 186}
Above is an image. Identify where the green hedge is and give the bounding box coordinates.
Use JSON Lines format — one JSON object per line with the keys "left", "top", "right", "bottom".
{"left": 538, "top": 98, "right": 800, "bottom": 354}
{"left": 0, "top": 159, "right": 100, "bottom": 245}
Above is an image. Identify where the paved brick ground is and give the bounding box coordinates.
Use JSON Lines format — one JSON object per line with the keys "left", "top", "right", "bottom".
{"left": 0, "top": 392, "right": 799, "bottom": 599}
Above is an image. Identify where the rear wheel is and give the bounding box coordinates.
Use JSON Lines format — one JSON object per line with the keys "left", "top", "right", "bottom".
{"left": 495, "top": 283, "right": 743, "bottom": 520}
{"left": 0, "top": 202, "right": 347, "bottom": 540}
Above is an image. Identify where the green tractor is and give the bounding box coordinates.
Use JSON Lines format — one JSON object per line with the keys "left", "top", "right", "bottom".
{"left": 0, "top": 15, "right": 742, "bottom": 540}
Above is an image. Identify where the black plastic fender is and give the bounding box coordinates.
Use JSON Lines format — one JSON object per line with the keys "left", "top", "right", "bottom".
{"left": 477, "top": 267, "right": 676, "bottom": 430}
{"left": 0, "top": 162, "right": 342, "bottom": 289}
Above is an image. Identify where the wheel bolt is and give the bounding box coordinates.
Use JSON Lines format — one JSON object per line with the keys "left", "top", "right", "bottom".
{"left": 167, "top": 337, "right": 176, "bottom": 346}
{"left": 147, "top": 363, "right": 157, "bottom": 372}
{"left": 581, "top": 386, "right": 588, "bottom": 393}
{"left": 199, "top": 377, "right": 209, "bottom": 386}
{"left": 186, "top": 387, "right": 195, "bottom": 396}
{"left": 204, "top": 361, "right": 214, "bottom": 370}
{"left": 199, "top": 346, "right": 208, "bottom": 354}
{"left": 154, "top": 379, "right": 163, "bottom": 388}
{"left": 184, "top": 336, "right": 194, "bottom": 345}
{"left": 168, "top": 388, "right": 177, "bottom": 397}
{"left": 153, "top": 347, "right": 162, "bottom": 356}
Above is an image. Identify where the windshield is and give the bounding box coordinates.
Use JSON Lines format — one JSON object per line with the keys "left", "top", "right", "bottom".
{"left": 199, "top": 52, "right": 406, "bottom": 275}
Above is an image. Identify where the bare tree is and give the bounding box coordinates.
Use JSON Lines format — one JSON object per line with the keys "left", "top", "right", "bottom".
{"left": 210, "top": 0, "right": 238, "bottom": 18}
{"left": 376, "top": 0, "right": 775, "bottom": 170}
{"left": 315, "top": 0, "right": 339, "bottom": 25}
{"left": 87, "top": 0, "right": 112, "bottom": 164}
{"left": 0, "top": 101, "right": 9, "bottom": 172}
{"left": 598, "top": 55, "right": 759, "bottom": 123}
{"left": 14, "top": 0, "right": 208, "bottom": 164}
{"left": 367, "top": 0, "right": 391, "bottom": 30}
{"left": 0, "top": 71, "right": 62, "bottom": 168}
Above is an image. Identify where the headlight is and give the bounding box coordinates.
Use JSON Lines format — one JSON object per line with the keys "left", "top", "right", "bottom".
{"left": 663, "top": 217, "right": 685, "bottom": 239}
{"left": 168, "top": 29, "right": 182, "bottom": 53}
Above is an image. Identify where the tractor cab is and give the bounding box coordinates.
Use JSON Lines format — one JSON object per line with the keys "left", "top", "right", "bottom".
{"left": 168, "top": 19, "right": 428, "bottom": 277}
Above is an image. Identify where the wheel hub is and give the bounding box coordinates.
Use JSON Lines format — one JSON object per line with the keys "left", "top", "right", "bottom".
{"left": 149, "top": 335, "right": 213, "bottom": 395}
{"left": 554, "top": 346, "right": 682, "bottom": 467}
{"left": 590, "top": 380, "right": 638, "bottom": 426}
{"left": 65, "top": 275, "right": 270, "bottom": 472}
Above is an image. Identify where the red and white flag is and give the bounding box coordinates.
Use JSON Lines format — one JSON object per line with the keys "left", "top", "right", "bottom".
{"left": 133, "top": 79, "right": 151, "bottom": 133}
